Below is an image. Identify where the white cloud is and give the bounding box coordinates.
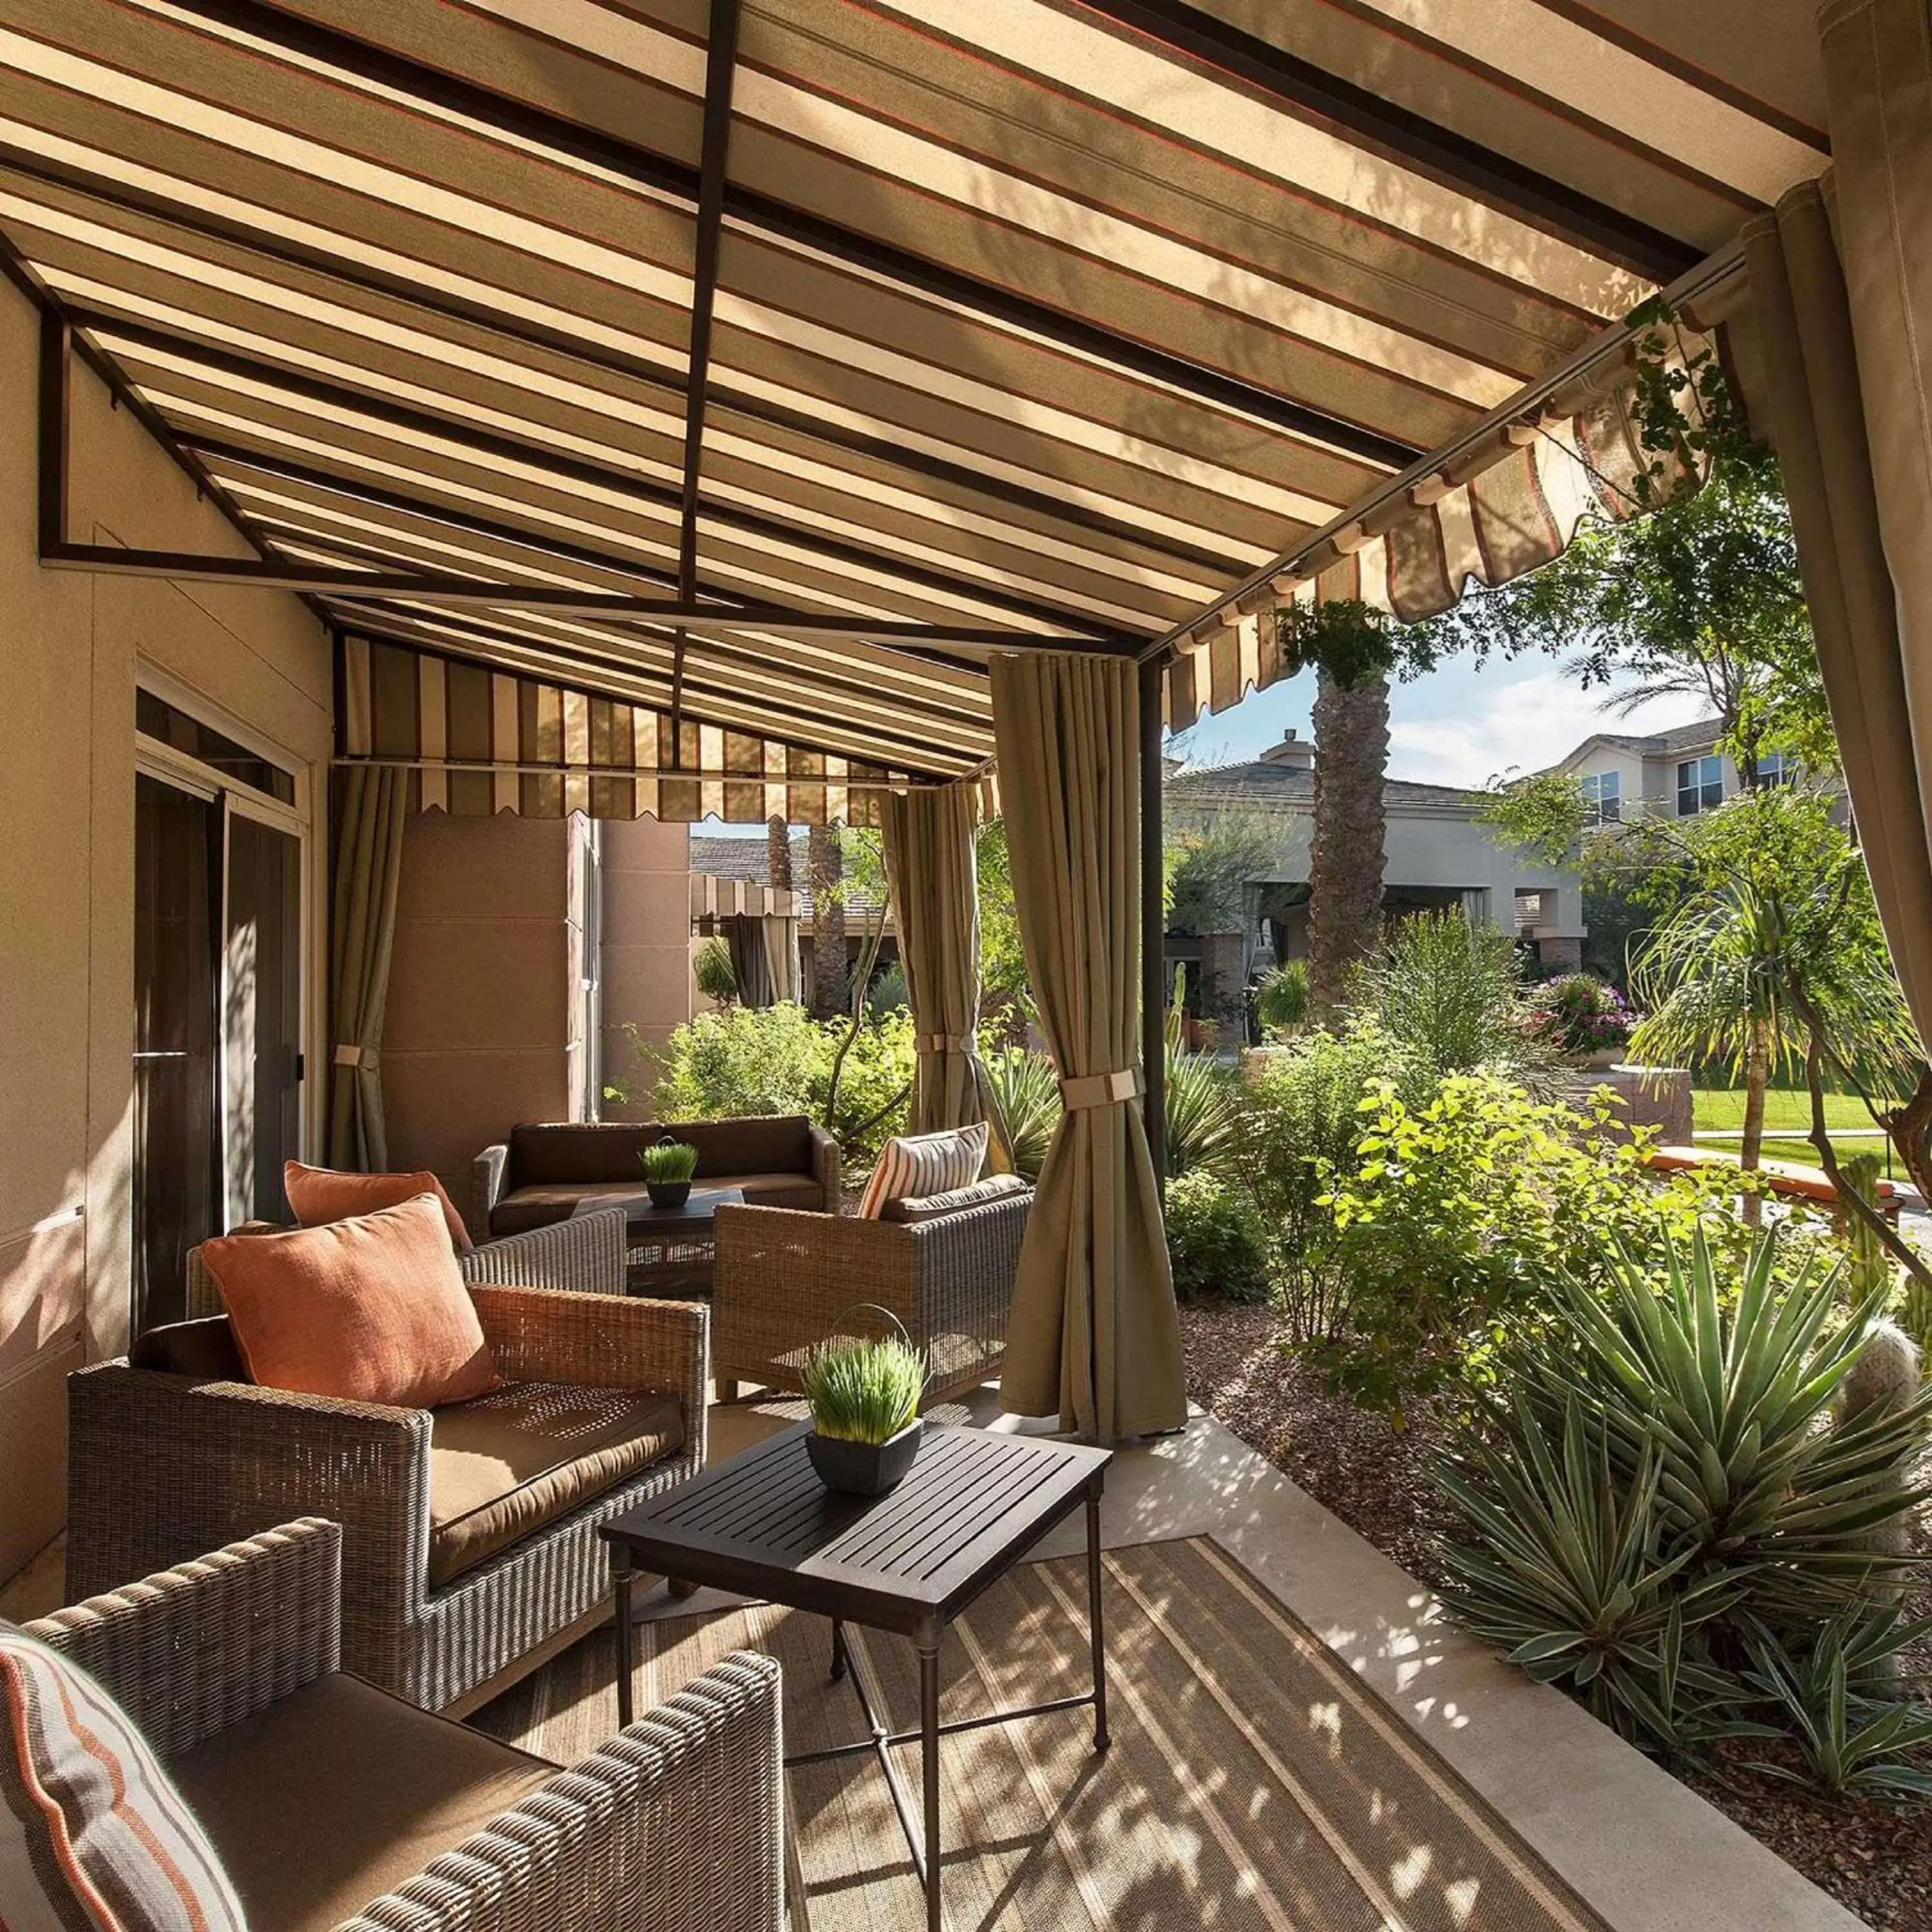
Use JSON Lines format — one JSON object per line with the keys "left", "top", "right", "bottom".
{"left": 1387, "top": 668, "right": 1710, "bottom": 790}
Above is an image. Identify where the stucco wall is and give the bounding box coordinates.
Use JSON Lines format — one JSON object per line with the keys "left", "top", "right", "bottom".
{"left": 598, "top": 818, "right": 691, "bottom": 1121}
{"left": 0, "top": 280, "right": 330, "bottom": 1582}
{"left": 382, "top": 813, "right": 583, "bottom": 1223}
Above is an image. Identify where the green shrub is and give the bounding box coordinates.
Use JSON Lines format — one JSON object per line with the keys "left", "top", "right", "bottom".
{"left": 1253, "top": 960, "right": 1309, "bottom": 1037}
{"left": 1356, "top": 909, "right": 1556, "bottom": 1087}
{"left": 1164, "top": 1170, "right": 1269, "bottom": 1303}
{"left": 1437, "top": 1228, "right": 1932, "bottom": 1778}
{"left": 1228, "top": 1020, "right": 1406, "bottom": 1340}
{"left": 1312, "top": 1074, "right": 1738, "bottom": 1421}
{"left": 985, "top": 1046, "right": 1060, "bottom": 1181}
{"left": 865, "top": 961, "right": 909, "bottom": 1018}
{"left": 694, "top": 935, "right": 737, "bottom": 1005}
{"left": 638, "top": 1001, "right": 914, "bottom": 1168}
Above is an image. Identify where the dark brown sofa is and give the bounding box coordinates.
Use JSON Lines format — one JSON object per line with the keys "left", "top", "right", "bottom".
{"left": 475, "top": 1117, "right": 842, "bottom": 1238}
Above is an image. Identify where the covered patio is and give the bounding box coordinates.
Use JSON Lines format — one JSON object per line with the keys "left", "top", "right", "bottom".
{"left": 3, "top": 1, "right": 1930, "bottom": 1928}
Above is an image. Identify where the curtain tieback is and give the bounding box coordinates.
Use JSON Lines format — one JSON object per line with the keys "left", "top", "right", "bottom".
{"left": 918, "top": 1033, "right": 968, "bottom": 1052}
{"left": 334, "top": 1043, "right": 378, "bottom": 1070}
{"left": 1059, "top": 1066, "right": 1142, "bottom": 1110}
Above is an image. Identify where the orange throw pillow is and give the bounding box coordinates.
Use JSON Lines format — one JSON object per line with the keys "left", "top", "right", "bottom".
{"left": 284, "top": 1160, "right": 474, "bottom": 1253}
{"left": 200, "top": 1196, "right": 498, "bottom": 1408}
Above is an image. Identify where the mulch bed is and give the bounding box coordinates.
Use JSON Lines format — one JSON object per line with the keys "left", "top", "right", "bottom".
{"left": 1179, "top": 1297, "right": 1932, "bottom": 1932}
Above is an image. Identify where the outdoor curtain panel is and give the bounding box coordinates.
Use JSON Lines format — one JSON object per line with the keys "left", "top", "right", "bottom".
{"left": 989, "top": 653, "right": 1186, "bottom": 1441}
{"left": 1739, "top": 0, "right": 1932, "bottom": 1048}
{"left": 882, "top": 784, "right": 993, "bottom": 1138}
{"left": 326, "top": 764, "right": 409, "bottom": 1171}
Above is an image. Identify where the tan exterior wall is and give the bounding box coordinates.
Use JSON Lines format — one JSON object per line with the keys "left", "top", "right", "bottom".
{"left": 382, "top": 813, "right": 584, "bottom": 1223}
{"left": 598, "top": 819, "right": 691, "bottom": 1121}
{"left": 0, "top": 279, "right": 330, "bottom": 1582}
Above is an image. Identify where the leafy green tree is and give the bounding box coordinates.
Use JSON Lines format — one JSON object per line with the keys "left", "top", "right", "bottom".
{"left": 973, "top": 818, "right": 1031, "bottom": 1043}
{"left": 1164, "top": 811, "right": 1278, "bottom": 936}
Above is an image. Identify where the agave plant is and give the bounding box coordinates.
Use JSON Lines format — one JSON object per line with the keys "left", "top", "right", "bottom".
{"left": 984, "top": 1046, "right": 1060, "bottom": 1182}
{"left": 1531, "top": 1228, "right": 1932, "bottom": 1624}
{"left": 1437, "top": 1394, "right": 1747, "bottom": 1750}
{"left": 1741, "top": 1611, "right": 1932, "bottom": 1797}
{"left": 1164, "top": 1041, "right": 1242, "bottom": 1178}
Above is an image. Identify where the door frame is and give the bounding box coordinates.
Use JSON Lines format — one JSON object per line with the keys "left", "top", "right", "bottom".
{"left": 133, "top": 677, "right": 316, "bottom": 1230}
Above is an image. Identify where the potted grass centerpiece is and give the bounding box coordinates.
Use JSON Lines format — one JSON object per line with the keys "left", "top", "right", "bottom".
{"left": 640, "top": 1135, "right": 698, "bottom": 1210}
{"left": 800, "top": 1318, "right": 927, "bottom": 1498}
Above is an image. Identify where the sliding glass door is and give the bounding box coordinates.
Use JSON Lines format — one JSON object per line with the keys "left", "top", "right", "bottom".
{"left": 131, "top": 706, "right": 307, "bottom": 1336}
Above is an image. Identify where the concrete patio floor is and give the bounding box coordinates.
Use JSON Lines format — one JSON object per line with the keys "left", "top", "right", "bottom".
{"left": 663, "top": 1388, "right": 1869, "bottom": 1932}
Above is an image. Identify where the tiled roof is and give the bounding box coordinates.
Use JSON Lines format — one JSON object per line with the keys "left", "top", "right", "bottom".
{"left": 1551, "top": 717, "right": 1724, "bottom": 768}
{"left": 688, "top": 835, "right": 886, "bottom": 921}
{"left": 1164, "top": 762, "right": 1479, "bottom": 810}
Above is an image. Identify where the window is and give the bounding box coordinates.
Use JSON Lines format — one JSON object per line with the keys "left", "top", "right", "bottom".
{"left": 1676, "top": 754, "right": 1725, "bottom": 817}
{"left": 1757, "top": 752, "right": 1794, "bottom": 788}
{"left": 137, "top": 688, "right": 296, "bottom": 804}
{"left": 1578, "top": 771, "right": 1621, "bottom": 826}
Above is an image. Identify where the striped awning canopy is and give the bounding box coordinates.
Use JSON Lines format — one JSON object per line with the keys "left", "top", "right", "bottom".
{"left": 0, "top": 0, "right": 1830, "bottom": 816}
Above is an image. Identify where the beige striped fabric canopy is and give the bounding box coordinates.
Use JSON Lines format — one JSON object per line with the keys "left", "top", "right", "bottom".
{"left": 0, "top": 0, "right": 1830, "bottom": 816}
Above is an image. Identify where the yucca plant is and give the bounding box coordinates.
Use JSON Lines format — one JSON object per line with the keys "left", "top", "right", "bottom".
{"left": 1741, "top": 1612, "right": 1932, "bottom": 1797}
{"left": 1533, "top": 1228, "right": 1932, "bottom": 1625}
{"left": 800, "top": 1333, "right": 926, "bottom": 1445}
{"left": 1439, "top": 1226, "right": 1932, "bottom": 1774}
{"left": 1162, "top": 987, "right": 1241, "bottom": 1177}
{"left": 985, "top": 1046, "right": 1060, "bottom": 1182}
{"left": 1437, "top": 1394, "right": 1747, "bottom": 1750}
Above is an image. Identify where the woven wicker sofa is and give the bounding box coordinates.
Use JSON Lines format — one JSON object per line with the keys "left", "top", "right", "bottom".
{"left": 711, "top": 1188, "right": 1030, "bottom": 1405}
{"left": 24, "top": 1519, "right": 784, "bottom": 1932}
{"left": 476, "top": 1117, "right": 842, "bottom": 1236}
{"left": 67, "top": 1273, "right": 708, "bottom": 1714}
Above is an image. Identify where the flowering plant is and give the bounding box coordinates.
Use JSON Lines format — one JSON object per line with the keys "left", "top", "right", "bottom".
{"left": 1535, "top": 973, "right": 1634, "bottom": 1056}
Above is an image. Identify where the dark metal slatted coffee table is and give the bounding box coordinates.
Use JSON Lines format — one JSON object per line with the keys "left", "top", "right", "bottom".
{"left": 602, "top": 1423, "right": 1112, "bottom": 1931}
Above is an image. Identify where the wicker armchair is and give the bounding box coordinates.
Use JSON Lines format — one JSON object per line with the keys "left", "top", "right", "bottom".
{"left": 67, "top": 1284, "right": 708, "bottom": 1712}
{"left": 25, "top": 1519, "right": 785, "bottom": 1932}
{"left": 710, "top": 1191, "right": 1030, "bottom": 1404}
{"left": 183, "top": 1206, "right": 629, "bottom": 1319}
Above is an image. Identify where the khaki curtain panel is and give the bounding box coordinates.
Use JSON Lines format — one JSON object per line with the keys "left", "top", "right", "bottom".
{"left": 762, "top": 916, "right": 801, "bottom": 1007}
{"left": 989, "top": 654, "right": 1185, "bottom": 1441}
{"left": 1738, "top": 0, "right": 1932, "bottom": 1046}
{"left": 881, "top": 785, "right": 993, "bottom": 1138}
{"left": 326, "top": 764, "right": 409, "bottom": 1171}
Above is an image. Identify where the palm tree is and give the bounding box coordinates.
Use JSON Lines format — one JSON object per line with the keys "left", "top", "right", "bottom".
{"left": 807, "top": 822, "right": 847, "bottom": 1021}
{"left": 767, "top": 815, "right": 793, "bottom": 893}
{"left": 1306, "top": 666, "right": 1388, "bottom": 1015}
{"left": 1626, "top": 786, "right": 1918, "bottom": 1225}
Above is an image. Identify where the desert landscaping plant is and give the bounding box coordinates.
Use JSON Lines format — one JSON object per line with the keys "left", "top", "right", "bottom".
{"left": 1163, "top": 1170, "right": 1269, "bottom": 1304}
{"left": 694, "top": 936, "right": 738, "bottom": 1007}
{"left": 1253, "top": 959, "right": 1309, "bottom": 1037}
{"left": 985, "top": 1046, "right": 1060, "bottom": 1183}
{"left": 1437, "top": 1227, "right": 1932, "bottom": 1778}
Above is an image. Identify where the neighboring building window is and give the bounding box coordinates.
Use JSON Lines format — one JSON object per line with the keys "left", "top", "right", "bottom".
{"left": 1757, "top": 752, "right": 1794, "bottom": 787}
{"left": 1579, "top": 771, "right": 1621, "bottom": 826}
{"left": 1676, "top": 754, "right": 1725, "bottom": 817}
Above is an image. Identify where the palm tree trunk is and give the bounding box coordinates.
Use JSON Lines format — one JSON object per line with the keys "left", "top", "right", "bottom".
{"left": 808, "top": 823, "right": 847, "bottom": 1021}
{"left": 1739, "top": 1014, "right": 1771, "bottom": 1227}
{"left": 766, "top": 815, "right": 793, "bottom": 891}
{"left": 1307, "top": 668, "right": 1389, "bottom": 1017}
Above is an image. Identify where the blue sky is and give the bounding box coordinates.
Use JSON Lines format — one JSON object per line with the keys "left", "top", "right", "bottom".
{"left": 1174, "top": 652, "right": 1710, "bottom": 788}
{"left": 698, "top": 650, "right": 1714, "bottom": 837}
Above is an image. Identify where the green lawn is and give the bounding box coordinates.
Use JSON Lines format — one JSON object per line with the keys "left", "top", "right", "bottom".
{"left": 1690, "top": 1083, "right": 1893, "bottom": 1171}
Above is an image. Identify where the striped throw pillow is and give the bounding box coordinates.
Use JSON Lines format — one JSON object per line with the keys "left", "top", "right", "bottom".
{"left": 0, "top": 1624, "right": 245, "bottom": 1932}
{"left": 857, "top": 1122, "right": 989, "bottom": 1220}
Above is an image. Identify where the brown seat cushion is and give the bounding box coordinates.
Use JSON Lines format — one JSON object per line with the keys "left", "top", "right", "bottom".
{"left": 131, "top": 1315, "right": 248, "bottom": 1381}
{"left": 199, "top": 1197, "right": 498, "bottom": 1410}
{"left": 428, "top": 1381, "right": 684, "bottom": 1587}
{"left": 171, "top": 1673, "right": 555, "bottom": 1932}
{"left": 284, "top": 1160, "right": 474, "bottom": 1253}
{"left": 491, "top": 1171, "right": 823, "bottom": 1235}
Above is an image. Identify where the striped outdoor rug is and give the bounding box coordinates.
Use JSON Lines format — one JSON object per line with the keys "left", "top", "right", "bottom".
{"left": 474, "top": 1535, "right": 1611, "bottom": 1931}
